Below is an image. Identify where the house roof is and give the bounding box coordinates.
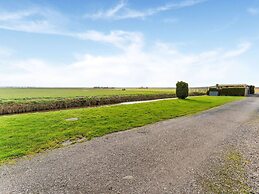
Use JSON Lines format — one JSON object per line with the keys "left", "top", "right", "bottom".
{"left": 217, "top": 84, "right": 248, "bottom": 88}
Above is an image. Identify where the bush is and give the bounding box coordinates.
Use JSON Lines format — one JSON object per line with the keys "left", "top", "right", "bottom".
{"left": 249, "top": 85, "right": 255, "bottom": 94}
{"left": 176, "top": 81, "right": 189, "bottom": 99}
{"left": 208, "top": 87, "right": 218, "bottom": 92}
{"left": 220, "top": 87, "right": 246, "bottom": 96}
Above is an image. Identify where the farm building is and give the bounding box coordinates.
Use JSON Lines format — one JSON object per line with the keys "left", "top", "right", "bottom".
{"left": 208, "top": 84, "right": 255, "bottom": 96}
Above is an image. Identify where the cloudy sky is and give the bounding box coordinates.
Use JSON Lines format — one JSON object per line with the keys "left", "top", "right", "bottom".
{"left": 0, "top": 0, "right": 259, "bottom": 87}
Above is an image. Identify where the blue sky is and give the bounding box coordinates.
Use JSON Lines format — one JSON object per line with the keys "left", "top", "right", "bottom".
{"left": 0, "top": 0, "right": 259, "bottom": 87}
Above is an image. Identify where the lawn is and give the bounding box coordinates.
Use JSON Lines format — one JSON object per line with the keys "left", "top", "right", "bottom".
{"left": 0, "top": 96, "right": 242, "bottom": 164}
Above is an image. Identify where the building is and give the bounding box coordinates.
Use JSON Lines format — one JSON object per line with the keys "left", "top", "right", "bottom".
{"left": 208, "top": 84, "right": 255, "bottom": 96}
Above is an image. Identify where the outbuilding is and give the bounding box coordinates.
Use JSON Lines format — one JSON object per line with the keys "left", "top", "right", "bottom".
{"left": 208, "top": 84, "right": 255, "bottom": 96}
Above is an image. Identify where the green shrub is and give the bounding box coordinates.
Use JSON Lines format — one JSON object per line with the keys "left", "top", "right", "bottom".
{"left": 249, "top": 86, "right": 255, "bottom": 94}
{"left": 208, "top": 87, "right": 218, "bottom": 92}
{"left": 176, "top": 81, "right": 189, "bottom": 99}
{"left": 220, "top": 88, "right": 245, "bottom": 96}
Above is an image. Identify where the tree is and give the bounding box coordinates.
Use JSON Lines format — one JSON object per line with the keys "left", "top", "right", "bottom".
{"left": 176, "top": 81, "right": 189, "bottom": 99}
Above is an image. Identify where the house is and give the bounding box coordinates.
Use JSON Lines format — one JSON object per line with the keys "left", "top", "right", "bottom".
{"left": 208, "top": 84, "right": 255, "bottom": 96}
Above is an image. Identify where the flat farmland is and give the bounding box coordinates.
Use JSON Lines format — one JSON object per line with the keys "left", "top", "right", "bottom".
{"left": 0, "top": 88, "right": 179, "bottom": 100}
{"left": 0, "top": 88, "right": 207, "bottom": 115}
{"left": 0, "top": 88, "right": 209, "bottom": 100}
{"left": 0, "top": 88, "right": 178, "bottom": 100}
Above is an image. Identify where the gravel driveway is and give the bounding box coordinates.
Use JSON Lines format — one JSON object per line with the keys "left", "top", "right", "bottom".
{"left": 0, "top": 97, "right": 258, "bottom": 193}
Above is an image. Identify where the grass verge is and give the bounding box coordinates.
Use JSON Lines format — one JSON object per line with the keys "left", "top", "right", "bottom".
{"left": 0, "top": 96, "right": 242, "bottom": 164}
{"left": 200, "top": 149, "right": 251, "bottom": 193}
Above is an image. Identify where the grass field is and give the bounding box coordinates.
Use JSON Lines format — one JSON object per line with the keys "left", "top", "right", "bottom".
{"left": 0, "top": 88, "right": 178, "bottom": 100}
{"left": 0, "top": 87, "right": 207, "bottom": 115}
{"left": 0, "top": 96, "right": 242, "bottom": 164}
{"left": 0, "top": 87, "right": 208, "bottom": 100}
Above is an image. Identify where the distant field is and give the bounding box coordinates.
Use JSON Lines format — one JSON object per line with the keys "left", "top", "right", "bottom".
{"left": 0, "top": 88, "right": 207, "bottom": 115}
{"left": 0, "top": 88, "right": 208, "bottom": 100}
{"left": 0, "top": 96, "right": 241, "bottom": 164}
{"left": 0, "top": 88, "right": 177, "bottom": 100}
{"left": 256, "top": 88, "right": 259, "bottom": 93}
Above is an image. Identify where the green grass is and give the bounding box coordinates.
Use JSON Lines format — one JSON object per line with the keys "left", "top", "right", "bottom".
{"left": 0, "top": 88, "right": 177, "bottom": 100}
{"left": 0, "top": 88, "right": 207, "bottom": 103}
{"left": 0, "top": 96, "right": 242, "bottom": 164}
{"left": 0, "top": 88, "right": 179, "bottom": 105}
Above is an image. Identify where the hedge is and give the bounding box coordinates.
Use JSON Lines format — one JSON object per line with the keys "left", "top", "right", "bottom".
{"left": 250, "top": 86, "right": 255, "bottom": 94}
{"left": 208, "top": 87, "right": 218, "bottom": 92}
{"left": 0, "top": 92, "right": 206, "bottom": 115}
{"left": 220, "top": 87, "right": 246, "bottom": 96}
{"left": 176, "top": 81, "right": 189, "bottom": 99}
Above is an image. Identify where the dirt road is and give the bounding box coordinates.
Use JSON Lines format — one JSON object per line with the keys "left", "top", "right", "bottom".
{"left": 0, "top": 97, "right": 258, "bottom": 193}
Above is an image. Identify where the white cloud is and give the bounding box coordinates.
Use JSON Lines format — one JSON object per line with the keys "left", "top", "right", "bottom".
{"left": 86, "top": 0, "right": 207, "bottom": 20}
{"left": 0, "top": 47, "right": 12, "bottom": 57}
{"left": 75, "top": 30, "right": 143, "bottom": 50}
{"left": 247, "top": 7, "right": 259, "bottom": 16}
{"left": 0, "top": 9, "right": 37, "bottom": 21}
{"left": 0, "top": 8, "right": 143, "bottom": 57}
{"left": 0, "top": 40, "right": 252, "bottom": 87}
{"left": 0, "top": 7, "right": 145, "bottom": 50}
{"left": 223, "top": 42, "right": 251, "bottom": 58}
{"left": 0, "top": 7, "right": 69, "bottom": 34}
{"left": 91, "top": 0, "right": 127, "bottom": 19}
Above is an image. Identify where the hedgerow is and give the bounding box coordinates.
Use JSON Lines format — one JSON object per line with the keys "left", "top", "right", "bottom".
{"left": 220, "top": 88, "right": 246, "bottom": 96}
{"left": 0, "top": 92, "right": 206, "bottom": 115}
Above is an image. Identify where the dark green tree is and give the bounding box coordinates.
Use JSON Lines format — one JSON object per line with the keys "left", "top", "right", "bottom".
{"left": 250, "top": 85, "right": 255, "bottom": 94}
{"left": 176, "top": 81, "right": 189, "bottom": 99}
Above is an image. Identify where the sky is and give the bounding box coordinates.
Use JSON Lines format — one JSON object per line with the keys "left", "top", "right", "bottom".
{"left": 0, "top": 0, "right": 259, "bottom": 87}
